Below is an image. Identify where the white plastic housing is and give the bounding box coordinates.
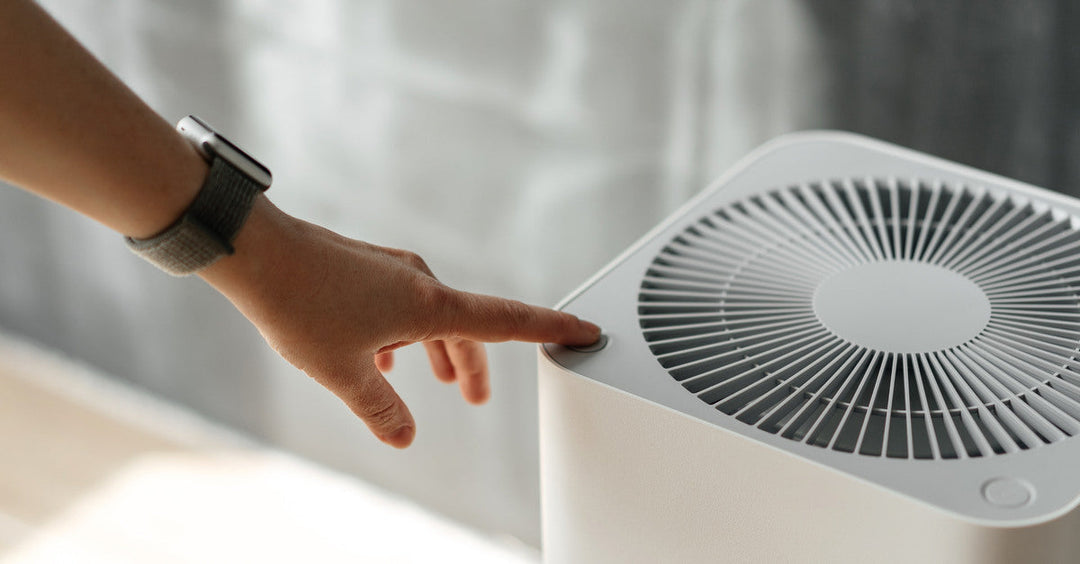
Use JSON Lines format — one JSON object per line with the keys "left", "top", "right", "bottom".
{"left": 538, "top": 132, "right": 1080, "bottom": 563}
{"left": 539, "top": 358, "right": 1080, "bottom": 563}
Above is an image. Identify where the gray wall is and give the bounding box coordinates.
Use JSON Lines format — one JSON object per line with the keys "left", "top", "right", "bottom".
{"left": 3, "top": 0, "right": 1078, "bottom": 547}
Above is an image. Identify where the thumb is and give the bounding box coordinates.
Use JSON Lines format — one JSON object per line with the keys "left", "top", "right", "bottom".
{"left": 316, "top": 358, "right": 416, "bottom": 448}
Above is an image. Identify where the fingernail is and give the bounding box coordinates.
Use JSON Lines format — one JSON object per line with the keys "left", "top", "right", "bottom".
{"left": 381, "top": 425, "right": 415, "bottom": 448}
{"left": 580, "top": 319, "right": 602, "bottom": 336}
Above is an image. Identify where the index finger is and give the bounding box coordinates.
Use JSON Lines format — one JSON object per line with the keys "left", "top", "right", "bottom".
{"left": 439, "top": 291, "right": 601, "bottom": 346}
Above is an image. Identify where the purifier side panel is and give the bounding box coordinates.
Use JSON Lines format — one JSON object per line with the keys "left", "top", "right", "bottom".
{"left": 538, "top": 356, "right": 1080, "bottom": 564}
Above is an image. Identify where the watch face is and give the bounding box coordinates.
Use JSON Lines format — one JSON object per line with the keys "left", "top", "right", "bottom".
{"left": 176, "top": 115, "right": 272, "bottom": 189}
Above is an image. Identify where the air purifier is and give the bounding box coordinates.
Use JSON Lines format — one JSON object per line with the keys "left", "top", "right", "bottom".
{"left": 538, "top": 131, "right": 1080, "bottom": 563}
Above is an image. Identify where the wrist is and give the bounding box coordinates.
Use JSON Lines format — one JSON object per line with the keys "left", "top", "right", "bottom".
{"left": 196, "top": 194, "right": 296, "bottom": 309}
{"left": 123, "top": 137, "right": 209, "bottom": 239}
{"left": 125, "top": 116, "right": 272, "bottom": 276}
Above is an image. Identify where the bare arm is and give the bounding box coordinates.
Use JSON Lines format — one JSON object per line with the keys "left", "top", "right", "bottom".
{"left": 0, "top": 0, "right": 599, "bottom": 448}
{"left": 0, "top": 0, "right": 207, "bottom": 237}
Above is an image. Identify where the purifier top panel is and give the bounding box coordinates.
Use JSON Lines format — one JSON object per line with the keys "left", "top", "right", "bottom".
{"left": 543, "top": 132, "right": 1080, "bottom": 525}
{"left": 642, "top": 178, "right": 1080, "bottom": 461}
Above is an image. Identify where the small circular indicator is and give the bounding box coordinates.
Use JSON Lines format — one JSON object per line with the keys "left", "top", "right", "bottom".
{"left": 568, "top": 333, "right": 609, "bottom": 353}
{"left": 981, "top": 477, "right": 1034, "bottom": 508}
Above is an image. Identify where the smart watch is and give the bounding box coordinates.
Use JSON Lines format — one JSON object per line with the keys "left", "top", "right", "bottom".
{"left": 125, "top": 115, "right": 272, "bottom": 275}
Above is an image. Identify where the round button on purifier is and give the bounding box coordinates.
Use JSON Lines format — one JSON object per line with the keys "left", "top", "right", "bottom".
{"left": 981, "top": 477, "right": 1034, "bottom": 508}
{"left": 568, "top": 333, "right": 609, "bottom": 353}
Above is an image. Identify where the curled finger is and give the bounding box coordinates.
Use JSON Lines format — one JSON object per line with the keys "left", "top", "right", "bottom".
{"left": 445, "top": 338, "right": 490, "bottom": 405}
{"left": 424, "top": 340, "right": 455, "bottom": 383}
{"left": 374, "top": 350, "right": 394, "bottom": 373}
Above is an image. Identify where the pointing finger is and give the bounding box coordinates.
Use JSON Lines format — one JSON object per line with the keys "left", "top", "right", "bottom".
{"left": 440, "top": 291, "right": 600, "bottom": 346}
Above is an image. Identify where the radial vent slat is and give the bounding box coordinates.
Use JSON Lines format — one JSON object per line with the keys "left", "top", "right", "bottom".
{"left": 639, "top": 178, "right": 1080, "bottom": 460}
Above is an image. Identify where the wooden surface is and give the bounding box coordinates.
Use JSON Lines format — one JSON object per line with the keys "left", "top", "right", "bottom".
{"left": 0, "top": 334, "right": 536, "bottom": 563}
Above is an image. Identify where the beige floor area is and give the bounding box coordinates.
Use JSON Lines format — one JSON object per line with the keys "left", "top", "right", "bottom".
{"left": 0, "top": 333, "right": 538, "bottom": 563}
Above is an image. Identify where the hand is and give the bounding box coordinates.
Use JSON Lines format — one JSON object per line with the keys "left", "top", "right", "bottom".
{"left": 0, "top": 0, "right": 599, "bottom": 450}
{"left": 200, "top": 197, "right": 601, "bottom": 448}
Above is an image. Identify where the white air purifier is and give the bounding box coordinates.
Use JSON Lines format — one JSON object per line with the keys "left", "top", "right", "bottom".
{"left": 538, "top": 132, "right": 1080, "bottom": 563}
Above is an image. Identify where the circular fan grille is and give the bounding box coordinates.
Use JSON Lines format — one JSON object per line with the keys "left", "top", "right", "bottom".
{"left": 639, "top": 178, "right": 1080, "bottom": 459}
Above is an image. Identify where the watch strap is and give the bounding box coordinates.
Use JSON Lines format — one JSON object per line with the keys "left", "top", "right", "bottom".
{"left": 125, "top": 157, "right": 262, "bottom": 276}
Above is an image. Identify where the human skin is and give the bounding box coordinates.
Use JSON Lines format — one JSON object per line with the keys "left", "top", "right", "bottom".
{"left": 0, "top": 0, "right": 600, "bottom": 448}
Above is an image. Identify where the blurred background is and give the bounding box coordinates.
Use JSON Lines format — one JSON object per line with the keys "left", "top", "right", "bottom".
{"left": 1, "top": 0, "right": 1079, "bottom": 557}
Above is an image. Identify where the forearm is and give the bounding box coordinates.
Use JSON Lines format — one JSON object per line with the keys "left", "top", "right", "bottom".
{"left": 0, "top": 0, "right": 206, "bottom": 238}
{"left": 0, "top": 0, "right": 600, "bottom": 449}
{"left": 0, "top": 1, "right": 303, "bottom": 310}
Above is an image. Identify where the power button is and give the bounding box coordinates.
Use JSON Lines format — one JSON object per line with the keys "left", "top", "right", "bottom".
{"left": 568, "top": 333, "right": 609, "bottom": 353}
{"left": 981, "top": 477, "right": 1034, "bottom": 508}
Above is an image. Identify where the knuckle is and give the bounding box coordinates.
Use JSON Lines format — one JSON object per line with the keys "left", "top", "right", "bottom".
{"left": 417, "top": 281, "right": 453, "bottom": 312}
{"left": 410, "top": 282, "right": 455, "bottom": 341}
{"left": 404, "top": 251, "right": 428, "bottom": 271}
{"left": 359, "top": 390, "right": 400, "bottom": 429}
{"left": 504, "top": 300, "right": 535, "bottom": 332}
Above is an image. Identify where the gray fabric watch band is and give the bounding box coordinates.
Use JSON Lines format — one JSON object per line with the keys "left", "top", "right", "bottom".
{"left": 125, "top": 158, "right": 262, "bottom": 276}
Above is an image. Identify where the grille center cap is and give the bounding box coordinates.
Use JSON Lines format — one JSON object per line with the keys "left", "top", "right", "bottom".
{"left": 812, "top": 260, "right": 991, "bottom": 354}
